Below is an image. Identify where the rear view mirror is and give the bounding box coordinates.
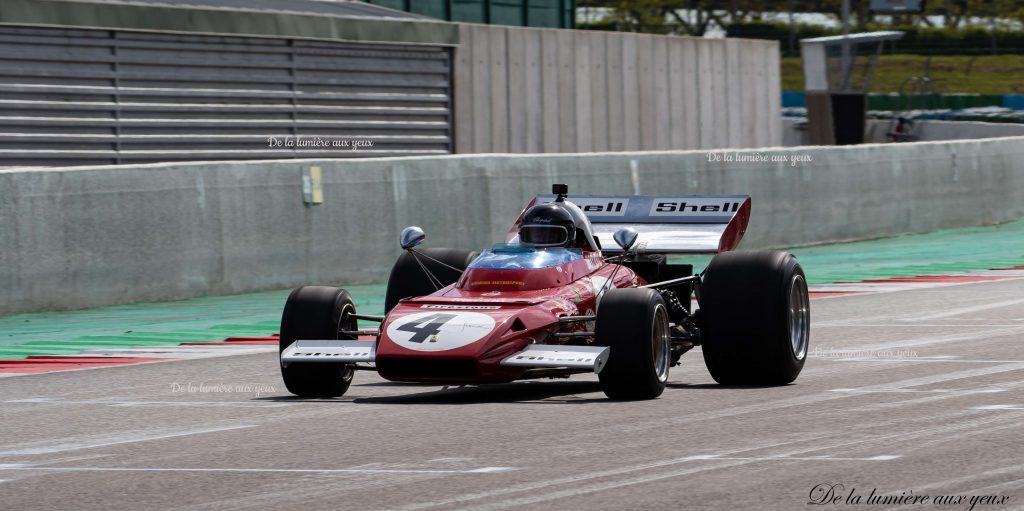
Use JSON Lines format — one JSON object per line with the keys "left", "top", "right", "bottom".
{"left": 612, "top": 227, "right": 639, "bottom": 253}
{"left": 399, "top": 226, "right": 425, "bottom": 250}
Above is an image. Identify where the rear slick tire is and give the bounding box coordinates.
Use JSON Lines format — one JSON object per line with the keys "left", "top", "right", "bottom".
{"left": 595, "top": 288, "right": 671, "bottom": 400}
{"left": 700, "top": 250, "right": 809, "bottom": 386}
{"left": 279, "top": 286, "right": 357, "bottom": 397}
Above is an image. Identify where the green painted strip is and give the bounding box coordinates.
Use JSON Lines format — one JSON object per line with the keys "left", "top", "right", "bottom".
{"left": 2, "top": 221, "right": 1023, "bottom": 361}
{"left": 0, "top": 347, "right": 95, "bottom": 357}
{"left": 28, "top": 338, "right": 181, "bottom": 347}
{"left": 72, "top": 336, "right": 212, "bottom": 344}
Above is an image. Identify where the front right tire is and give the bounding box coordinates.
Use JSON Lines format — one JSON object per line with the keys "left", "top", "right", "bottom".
{"left": 595, "top": 288, "right": 672, "bottom": 400}
{"left": 279, "top": 286, "right": 357, "bottom": 397}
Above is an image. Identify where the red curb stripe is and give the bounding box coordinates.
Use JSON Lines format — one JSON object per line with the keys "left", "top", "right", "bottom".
{"left": 809, "top": 291, "right": 864, "bottom": 298}
{"left": 0, "top": 356, "right": 167, "bottom": 374}
{"left": 18, "top": 356, "right": 165, "bottom": 363}
{"left": 222, "top": 336, "right": 279, "bottom": 343}
{"left": 180, "top": 340, "right": 277, "bottom": 346}
{"left": 861, "top": 275, "right": 1007, "bottom": 284}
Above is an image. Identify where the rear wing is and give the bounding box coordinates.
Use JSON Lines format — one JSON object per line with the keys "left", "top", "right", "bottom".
{"left": 512, "top": 195, "right": 751, "bottom": 255}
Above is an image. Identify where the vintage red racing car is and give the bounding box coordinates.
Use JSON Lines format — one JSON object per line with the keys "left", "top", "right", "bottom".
{"left": 279, "top": 184, "right": 810, "bottom": 399}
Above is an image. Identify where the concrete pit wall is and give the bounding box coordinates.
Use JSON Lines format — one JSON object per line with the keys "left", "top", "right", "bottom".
{"left": 2, "top": 136, "right": 1023, "bottom": 315}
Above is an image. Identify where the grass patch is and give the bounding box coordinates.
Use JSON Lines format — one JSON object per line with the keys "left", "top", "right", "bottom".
{"left": 782, "top": 54, "right": 1024, "bottom": 94}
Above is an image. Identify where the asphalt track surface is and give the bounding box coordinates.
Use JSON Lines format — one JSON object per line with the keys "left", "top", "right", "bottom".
{"left": 2, "top": 277, "right": 1024, "bottom": 510}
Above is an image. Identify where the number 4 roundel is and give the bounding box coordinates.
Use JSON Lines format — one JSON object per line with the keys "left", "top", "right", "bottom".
{"left": 385, "top": 311, "right": 497, "bottom": 352}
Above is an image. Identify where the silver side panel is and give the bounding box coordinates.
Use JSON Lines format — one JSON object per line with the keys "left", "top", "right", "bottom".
{"left": 500, "top": 345, "right": 610, "bottom": 373}
{"left": 280, "top": 340, "right": 376, "bottom": 365}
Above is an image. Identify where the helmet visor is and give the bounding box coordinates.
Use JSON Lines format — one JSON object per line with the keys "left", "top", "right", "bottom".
{"left": 519, "top": 225, "right": 570, "bottom": 247}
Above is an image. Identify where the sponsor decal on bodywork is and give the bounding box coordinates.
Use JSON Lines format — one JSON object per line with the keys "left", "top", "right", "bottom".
{"left": 649, "top": 198, "right": 741, "bottom": 216}
{"left": 570, "top": 198, "right": 629, "bottom": 216}
{"left": 386, "top": 311, "right": 496, "bottom": 352}
{"left": 469, "top": 280, "right": 526, "bottom": 287}
{"left": 420, "top": 304, "right": 501, "bottom": 310}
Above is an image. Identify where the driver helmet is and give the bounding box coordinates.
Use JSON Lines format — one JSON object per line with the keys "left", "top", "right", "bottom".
{"left": 518, "top": 203, "right": 576, "bottom": 248}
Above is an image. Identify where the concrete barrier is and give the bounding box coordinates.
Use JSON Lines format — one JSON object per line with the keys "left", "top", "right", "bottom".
{"left": 3, "top": 136, "right": 1024, "bottom": 314}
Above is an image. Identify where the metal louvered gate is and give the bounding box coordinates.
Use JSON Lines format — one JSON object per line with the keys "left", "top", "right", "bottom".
{"left": 0, "top": 26, "right": 452, "bottom": 167}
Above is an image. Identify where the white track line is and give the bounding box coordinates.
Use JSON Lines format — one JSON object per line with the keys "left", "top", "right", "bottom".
{"left": 685, "top": 454, "right": 899, "bottom": 461}
{"left": 830, "top": 388, "right": 1006, "bottom": 394}
{"left": 910, "top": 298, "right": 1024, "bottom": 321}
{"left": 833, "top": 359, "right": 1024, "bottom": 364}
{"left": 0, "top": 424, "right": 254, "bottom": 456}
{"left": 835, "top": 325, "right": 1024, "bottom": 352}
{"left": 815, "top": 324, "right": 1024, "bottom": 328}
{"left": 5, "top": 399, "right": 291, "bottom": 408}
{"left": 0, "top": 466, "right": 517, "bottom": 475}
{"left": 809, "top": 275, "right": 1024, "bottom": 298}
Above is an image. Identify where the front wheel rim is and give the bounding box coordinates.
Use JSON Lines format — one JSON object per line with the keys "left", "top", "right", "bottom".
{"left": 337, "top": 302, "right": 357, "bottom": 381}
{"left": 789, "top": 275, "right": 810, "bottom": 361}
{"left": 653, "top": 304, "right": 671, "bottom": 382}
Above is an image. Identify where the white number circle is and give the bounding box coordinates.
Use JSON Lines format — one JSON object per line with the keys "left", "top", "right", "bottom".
{"left": 385, "top": 311, "right": 496, "bottom": 352}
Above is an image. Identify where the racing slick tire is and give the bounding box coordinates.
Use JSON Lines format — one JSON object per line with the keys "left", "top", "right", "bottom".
{"left": 279, "top": 286, "right": 357, "bottom": 397}
{"left": 595, "top": 288, "right": 672, "bottom": 400}
{"left": 699, "top": 250, "right": 810, "bottom": 386}
{"left": 384, "top": 248, "right": 479, "bottom": 313}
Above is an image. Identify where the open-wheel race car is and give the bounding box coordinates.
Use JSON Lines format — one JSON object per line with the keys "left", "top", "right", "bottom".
{"left": 279, "top": 184, "right": 809, "bottom": 400}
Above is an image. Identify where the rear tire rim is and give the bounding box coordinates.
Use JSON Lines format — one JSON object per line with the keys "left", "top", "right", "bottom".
{"left": 789, "top": 275, "right": 809, "bottom": 361}
{"left": 653, "top": 304, "right": 670, "bottom": 382}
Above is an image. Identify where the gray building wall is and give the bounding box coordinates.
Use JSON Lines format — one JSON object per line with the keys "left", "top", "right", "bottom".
{"left": 454, "top": 25, "right": 782, "bottom": 153}
{"left": 0, "top": 26, "right": 453, "bottom": 166}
